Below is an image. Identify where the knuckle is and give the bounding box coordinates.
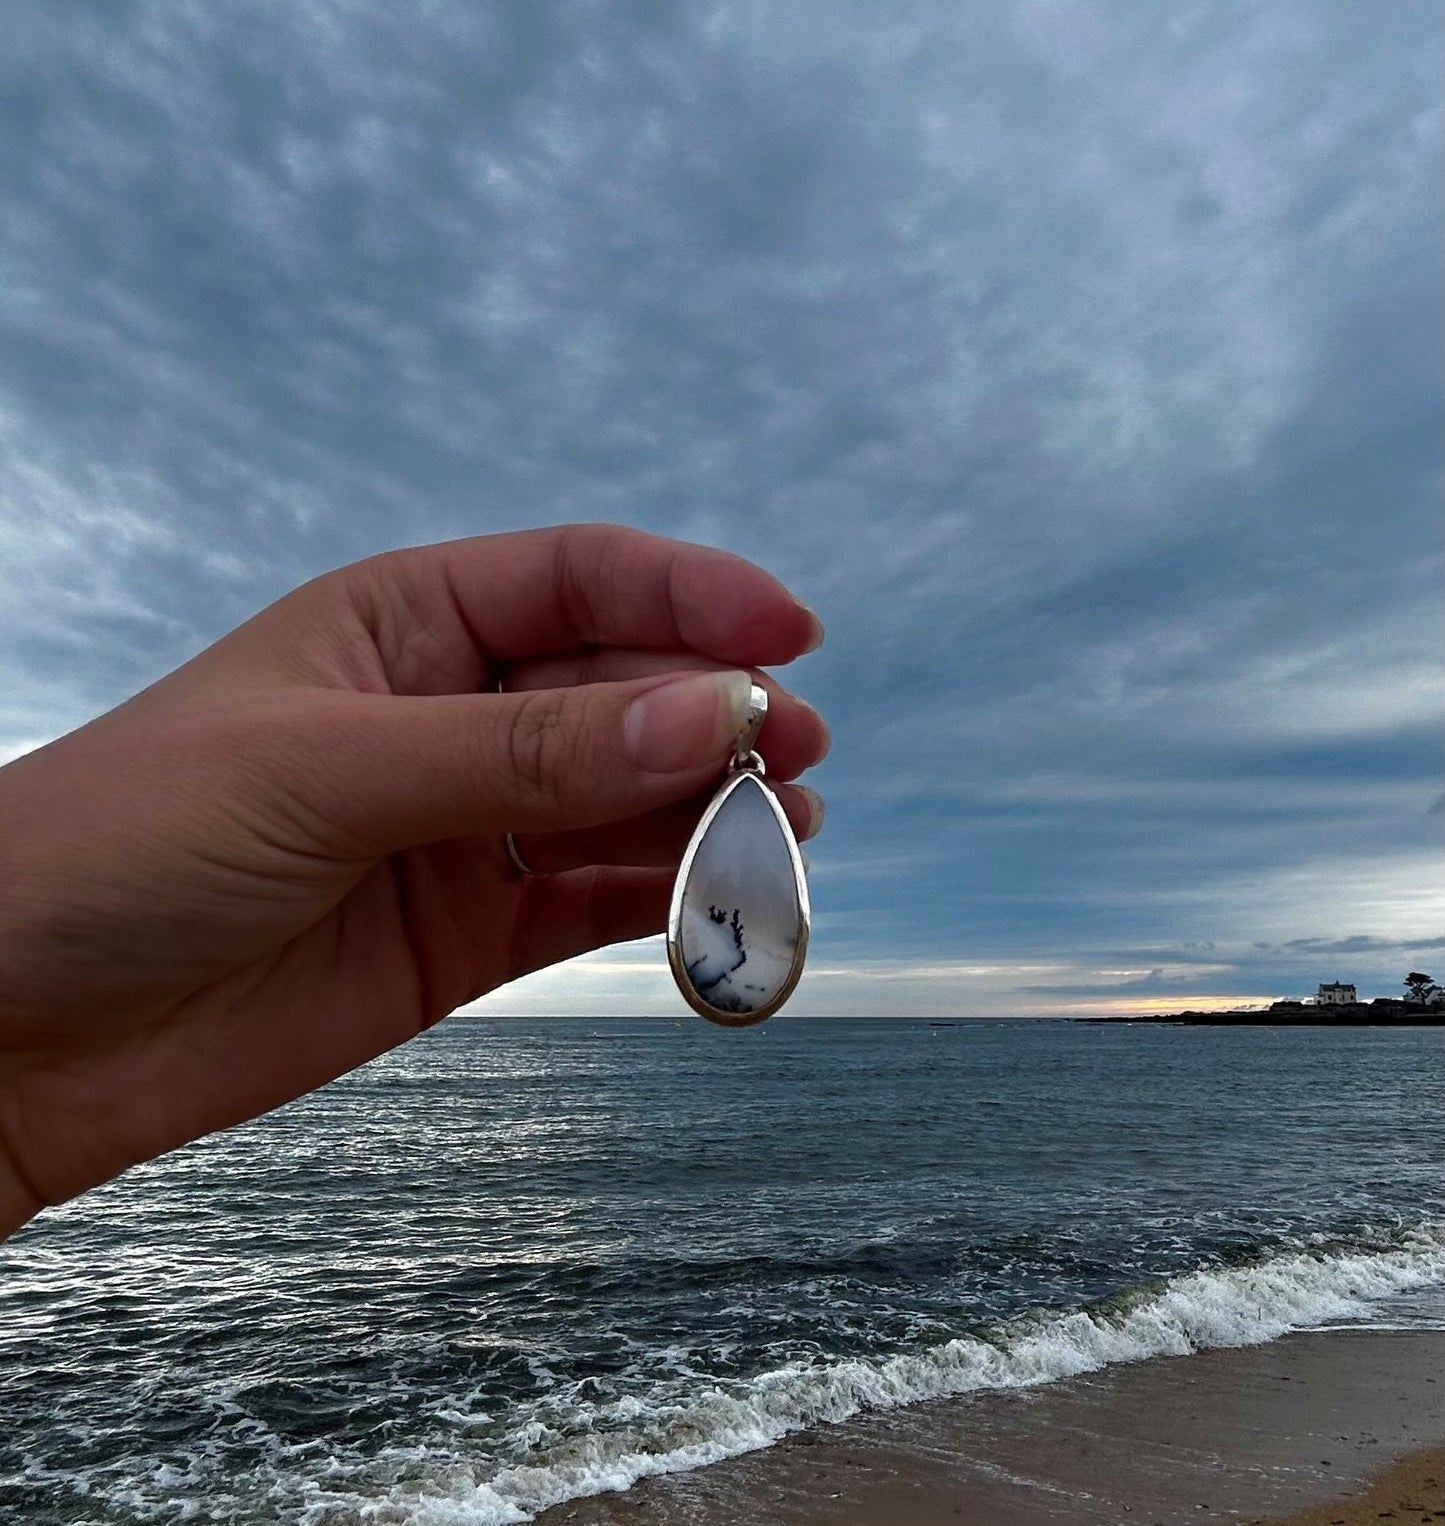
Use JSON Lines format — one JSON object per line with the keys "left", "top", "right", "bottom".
{"left": 503, "top": 690, "right": 572, "bottom": 807}
{"left": 554, "top": 522, "right": 649, "bottom": 642}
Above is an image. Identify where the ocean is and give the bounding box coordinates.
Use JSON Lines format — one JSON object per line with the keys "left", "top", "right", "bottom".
{"left": 2, "top": 1017, "right": 1441, "bottom": 1524}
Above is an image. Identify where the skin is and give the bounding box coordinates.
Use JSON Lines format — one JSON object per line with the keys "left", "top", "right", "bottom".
{"left": 0, "top": 524, "right": 828, "bottom": 1240}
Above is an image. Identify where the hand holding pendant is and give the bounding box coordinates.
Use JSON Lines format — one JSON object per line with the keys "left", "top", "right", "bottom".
{"left": 0, "top": 524, "right": 825, "bottom": 1236}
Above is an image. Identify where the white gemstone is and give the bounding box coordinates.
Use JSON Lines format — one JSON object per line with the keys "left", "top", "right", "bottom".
{"left": 673, "top": 773, "right": 808, "bottom": 1019}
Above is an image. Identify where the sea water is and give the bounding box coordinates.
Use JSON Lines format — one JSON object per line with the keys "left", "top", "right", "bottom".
{"left": 1, "top": 1018, "right": 1440, "bottom": 1524}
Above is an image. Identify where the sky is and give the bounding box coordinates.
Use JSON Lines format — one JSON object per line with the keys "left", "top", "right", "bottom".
{"left": 1, "top": 2, "right": 1440, "bottom": 1017}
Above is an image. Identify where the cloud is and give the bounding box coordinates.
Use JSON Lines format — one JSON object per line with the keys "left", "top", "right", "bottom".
{"left": 1, "top": 2, "right": 1440, "bottom": 1014}
{"left": 1277, "top": 934, "right": 1445, "bottom": 956}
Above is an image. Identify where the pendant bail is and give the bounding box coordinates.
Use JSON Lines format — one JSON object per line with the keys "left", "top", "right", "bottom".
{"left": 731, "top": 683, "right": 768, "bottom": 773}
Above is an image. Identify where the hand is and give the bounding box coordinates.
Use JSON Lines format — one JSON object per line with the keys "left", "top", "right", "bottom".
{"left": 0, "top": 524, "right": 827, "bottom": 1237}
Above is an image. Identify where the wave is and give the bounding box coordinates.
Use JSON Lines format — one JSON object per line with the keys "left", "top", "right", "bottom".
{"left": 331, "top": 1222, "right": 1444, "bottom": 1526}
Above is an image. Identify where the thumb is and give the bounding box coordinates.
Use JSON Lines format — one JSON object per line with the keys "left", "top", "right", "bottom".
{"left": 300, "top": 669, "right": 755, "bottom": 856}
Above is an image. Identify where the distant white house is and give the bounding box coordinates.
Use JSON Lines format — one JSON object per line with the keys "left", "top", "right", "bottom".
{"left": 1316, "top": 981, "right": 1357, "bottom": 1006}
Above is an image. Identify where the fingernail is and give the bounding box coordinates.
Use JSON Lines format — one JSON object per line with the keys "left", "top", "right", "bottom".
{"left": 801, "top": 699, "right": 831, "bottom": 763}
{"left": 801, "top": 606, "right": 825, "bottom": 653}
{"left": 623, "top": 670, "right": 752, "bottom": 773}
{"left": 796, "top": 785, "right": 826, "bottom": 839}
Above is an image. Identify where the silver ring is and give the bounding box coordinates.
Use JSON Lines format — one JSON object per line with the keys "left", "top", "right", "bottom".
{"left": 492, "top": 667, "right": 537, "bottom": 876}
{"left": 504, "top": 832, "right": 536, "bottom": 877}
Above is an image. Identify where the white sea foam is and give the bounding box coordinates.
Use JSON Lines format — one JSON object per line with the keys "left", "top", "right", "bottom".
{"left": 332, "top": 1224, "right": 1445, "bottom": 1526}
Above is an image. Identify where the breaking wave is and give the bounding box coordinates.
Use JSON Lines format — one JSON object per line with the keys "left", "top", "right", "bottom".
{"left": 307, "top": 1222, "right": 1445, "bottom": 1525}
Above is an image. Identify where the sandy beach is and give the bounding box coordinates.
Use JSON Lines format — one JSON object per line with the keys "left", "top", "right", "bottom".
{"left": 1260, "top": 1446, "right": 1442, "bottom": 1525}
{"left": 539, "top": 1328, "right": 1444, "bottom": 1525}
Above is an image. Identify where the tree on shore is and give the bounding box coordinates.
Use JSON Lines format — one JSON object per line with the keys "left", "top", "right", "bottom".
{"left": 1404, "top": 972, "right": 1438, "bottom": 1004}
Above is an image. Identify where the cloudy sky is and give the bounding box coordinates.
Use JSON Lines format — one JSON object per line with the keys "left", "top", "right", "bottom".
{"left": 2, "top": 2, "right": 1439, "bottom": 1016}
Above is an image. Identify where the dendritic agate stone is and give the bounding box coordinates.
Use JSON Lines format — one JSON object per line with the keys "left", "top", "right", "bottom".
{"left": 671, "top": 772, "right": 809, "bottom": 1024}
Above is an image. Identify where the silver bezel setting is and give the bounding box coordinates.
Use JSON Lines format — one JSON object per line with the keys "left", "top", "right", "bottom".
{"left": 667, "top": 768, "right": 811, "bottom": 1027}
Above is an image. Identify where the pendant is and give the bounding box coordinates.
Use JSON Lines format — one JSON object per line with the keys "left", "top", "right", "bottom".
{"left": 667, "top": 684, "right": 811, "bottom": 1026}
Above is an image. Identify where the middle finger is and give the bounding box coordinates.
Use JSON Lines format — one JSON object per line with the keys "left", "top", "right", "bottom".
{"left": 507, "top": 779, "right": 824, "bottom": 875}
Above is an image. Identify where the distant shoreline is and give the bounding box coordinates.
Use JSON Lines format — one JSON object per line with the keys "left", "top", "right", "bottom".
{"left": 1075, "top": 1005, "right": 1443, "bottom": 1026}
{"left": 451, "top": 1010, "right": 1443, "bottom": 1025}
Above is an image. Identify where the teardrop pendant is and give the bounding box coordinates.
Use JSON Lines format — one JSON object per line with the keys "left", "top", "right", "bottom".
{"left": 667, "top": 687, "right": 811, "bottom": 1026}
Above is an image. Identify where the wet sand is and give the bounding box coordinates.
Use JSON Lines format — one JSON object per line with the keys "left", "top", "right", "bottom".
{"left": 1257, "top": 1446, "right": 1442, "bottom": 1525}
{"left": 539, "top": 1329, "right": 1443, "bottom": 1525}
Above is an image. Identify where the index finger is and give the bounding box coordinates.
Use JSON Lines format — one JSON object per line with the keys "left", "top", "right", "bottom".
{"left": 373, "top": 523, "right": 824, "bottom": 669}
